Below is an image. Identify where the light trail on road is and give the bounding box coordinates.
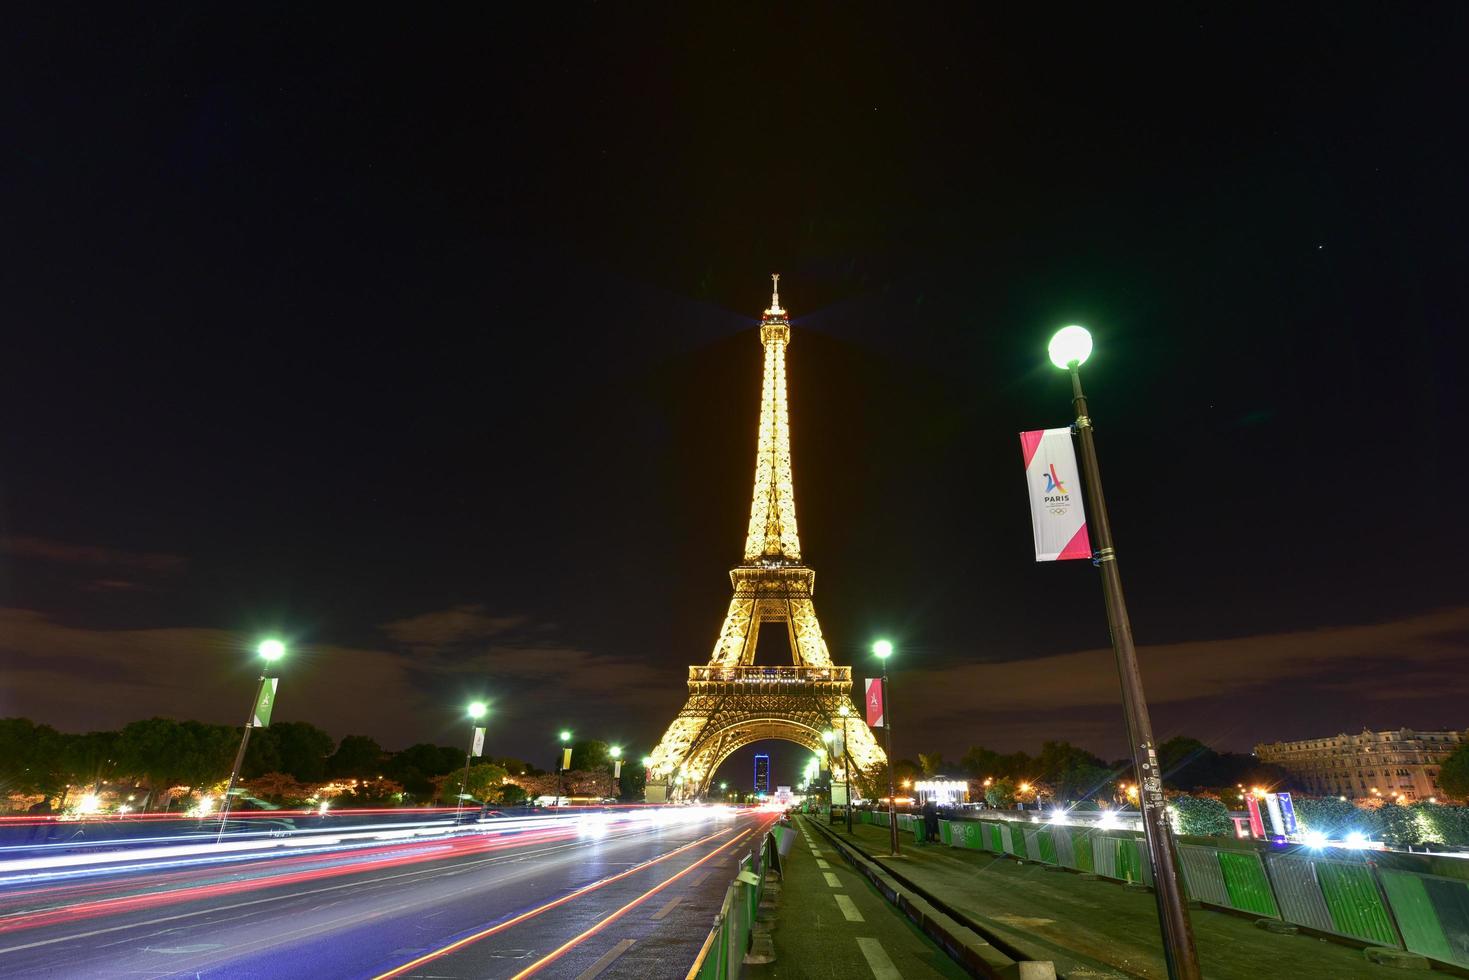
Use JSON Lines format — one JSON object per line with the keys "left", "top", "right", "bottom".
{"left": 0, "top": 806, "right": 772, "bottom": 978}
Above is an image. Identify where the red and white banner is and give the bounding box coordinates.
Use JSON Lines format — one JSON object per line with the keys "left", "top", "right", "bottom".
{"left": 1019, "top": 428, "right": 1091, "bottom": 561}
{"left": 865, "top": 678, "right": 884, "bottom": 728}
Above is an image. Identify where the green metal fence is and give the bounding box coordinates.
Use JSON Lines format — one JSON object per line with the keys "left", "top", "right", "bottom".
{"left": 855, "top": 810, "right": 1469, "bottom": 970}
{"left": 685, "top": 825, "right": 785, "bottom": 979}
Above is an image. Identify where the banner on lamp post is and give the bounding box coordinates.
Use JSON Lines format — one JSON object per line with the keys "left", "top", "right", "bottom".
{"left": 252, "top": 678, "right": 279, "bottom": 728}
{"left": 1019, "top": 428, "right": 1092, "bottom": 561}
{"left": 865, "top": 678, "right": 884, "bottom": 728}
{"left": 471, "top": 727, "right": 485, "bottom": 757}
{"left": 561, "top": 747, "right": 573, "bottom": 772}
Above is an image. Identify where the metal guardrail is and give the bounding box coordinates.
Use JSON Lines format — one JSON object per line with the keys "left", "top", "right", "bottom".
{"left": 685, "top": 822, "right": 787, "bottom": 979}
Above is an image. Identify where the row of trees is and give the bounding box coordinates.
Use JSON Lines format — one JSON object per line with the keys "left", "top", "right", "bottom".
{"left": 883, "top": 736, "right": 1299, "bottom": 806}
{"left": 0, "top": 716, "right": 623, "bottom": 810}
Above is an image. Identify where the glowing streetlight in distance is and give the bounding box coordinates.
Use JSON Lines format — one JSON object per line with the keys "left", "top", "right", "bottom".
{"left": 641, "top": 755, "right": 653, "bottom": 767}
{"left": 467, "top": 701, "right": 488, "bottom": 719}
{"left": 258, "top": 639, "right": 286, "bottom": 662}
{"left": 1047, "top": 325, "right": 1093, "bottom": 369}
{"left": 872, "top": 639, "right": 893, "bottom": 659}
{"left": 559, "top": 730, "right": 572, "bottom": 742}
{"left": 610, "top": 745, "right": 622, "bottom": 758}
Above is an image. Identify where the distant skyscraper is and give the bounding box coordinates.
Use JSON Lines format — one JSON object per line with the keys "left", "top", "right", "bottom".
{"left": 754, "top": 753, "right": 771, "bottom": 794}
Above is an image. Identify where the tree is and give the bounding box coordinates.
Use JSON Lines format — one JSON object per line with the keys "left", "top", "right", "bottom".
{"left": 1438, "top": 743, "right": 1469, "bottom": 801}
{"left": 1167, "top": 796, "right": 1230, "bottom": 836}
{"left": 384, "top": 743, "right": 463, "bottom": 796}
{"left": 570, "top": 740, "right": 611, "bottom": 772}
{"left": 918, "top": 753, "right": 947, "bottom": 777}
{"left": 494, "top": 783, "right": 529, "bottom": 805}
{"left": 329, "top": 735, "right": 385, "bottom": 779}
{"left": 60, "top": 731, "right": 119, "bottom": 792}
{"left": 0, "top": 718, "right": 66, "bottom": 799}
{"left": 985, "top": 778, "right": 1016, "bottom": 808}
{"left": 246, "top": 772, "right": 311, "bottom": 803}
{"left": 439, "top": 762, "right": 510, "bottom": 803}
{"left": 270, "top": 722, "right": 335, "bottom": 782}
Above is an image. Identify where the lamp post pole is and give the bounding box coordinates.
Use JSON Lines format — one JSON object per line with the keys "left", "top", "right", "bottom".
{"left": 873, "top": 640, "right": 899, "bottom": 856}
{"left": 555, "top": 731, "right": 571, "bottom": 807}
{"left": 839, "top": 703, "right": 853, "bottom": 834}
{"left": 1050, "top": 325, "right": 1200, "bottom": 980}
{"left": 217, "top": 639, "right": 285, "bottom": 842}
{"left": 459, "top": 702, "right": 487, "bottom": 820}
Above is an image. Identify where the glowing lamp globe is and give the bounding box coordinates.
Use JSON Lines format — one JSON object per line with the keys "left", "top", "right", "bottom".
{"left": 559, "top": 730, "right": 572, "bottom": 742}
{"left": 872, "top": 639, "right": 893, "bottom": 660}
{"left": 1048, "top": 325, "right": 1093, "bottom": 369}
{"left": 467, "top": 701, "right": 488, "bottom": 719}
{"left": 610, "top": 745, "right": 622, "bottom": 758}
{"left": 257, "top": 639, "right": 286, "bottom": 662}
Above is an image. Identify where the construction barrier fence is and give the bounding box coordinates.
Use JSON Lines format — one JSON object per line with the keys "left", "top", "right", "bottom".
{"left": 849, "top": 809, "right": 1469, "bottom": 970}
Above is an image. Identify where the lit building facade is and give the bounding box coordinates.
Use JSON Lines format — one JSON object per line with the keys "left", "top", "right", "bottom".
{"left": 754, "top": 753, "right": 771, "bottom": 795}
{"left": 1254, "top": 728, "right": 1467, "bottom": 801}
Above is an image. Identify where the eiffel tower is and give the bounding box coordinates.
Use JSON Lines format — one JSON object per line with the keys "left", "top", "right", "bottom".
{"left": 644, "top": 276, "right": 886, "bottom": 802}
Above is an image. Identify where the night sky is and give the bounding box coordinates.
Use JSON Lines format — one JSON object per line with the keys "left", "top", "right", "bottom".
{"left": 4, "top": 8, "right": 1467, "bottom": 788}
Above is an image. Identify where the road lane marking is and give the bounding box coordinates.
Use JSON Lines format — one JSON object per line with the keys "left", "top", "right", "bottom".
{"left": 815, "top": 859, "right": 830, "bottom": 869}
{"left": 573, "top": 938, "right": 634, "bottom": 980}
{"left": 504, "top": 826, "right": 764, "bottom": 980}
{"left": 374, "top": 818, "right": 772, "bottom": 980}
{"left": 687, "top": 870, "right": 711, "bottom": 888}
{"left": 857, "top": 937, "right": 901, "bottom": 980}
{"left": 650, "top": 896, "right": 681, "bottom": 920}
{"left": 822, "top": 872, "right": 841, "bottom": 888}
{"left": 834, "top": 894, "right": 863, "bottom": 922}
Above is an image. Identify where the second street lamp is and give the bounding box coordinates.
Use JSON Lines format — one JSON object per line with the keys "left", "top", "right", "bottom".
{"left": 1048, "top": 324, "right": 1201, "bottom": 980}
{"left": 458, "top": 702, "right": 488, "bottom": 819}
{"left": 555, "top": 730, "right": 572, "bottom": 806}
{"left": 873, "top": 639, "right": 899, "bottom": 856}
{"left": 217, "top": 638, "right": 286, "bottom": 841}
{"left": 838, "top": 702, "right": 853, "bottom": 833}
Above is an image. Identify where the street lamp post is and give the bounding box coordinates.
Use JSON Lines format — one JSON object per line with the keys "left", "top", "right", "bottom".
{"left": 873, "top": 639, "right": 899, "bottom": 856}
{"left": 458, "top": 702, "right": 488, "bottom": 819}
{"left": 839, "top": 702, "right": 853, "bottom": 834}
{"left": 609, "top": 745, "right": 623, "bottom": 801}
{"left": 1048, "top": 325, "right": 1201, "bottom": 980}
{"left": 555, "top": 730, "right": 571, "bottom": 806}
{"left": 217, "top": 639, "right": 285, "bottom": 841}
{"left": 822, "top": 729, "right": 836, "bottom": 824}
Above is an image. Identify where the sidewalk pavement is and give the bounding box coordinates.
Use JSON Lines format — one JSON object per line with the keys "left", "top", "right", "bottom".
{"left": 746, "top": 816, "right": 969, "bottom": 979}
{"left": 830, "top": 821, "right": 1382, "bottom": 979}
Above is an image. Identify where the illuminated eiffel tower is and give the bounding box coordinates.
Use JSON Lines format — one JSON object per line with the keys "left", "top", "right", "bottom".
{"left": 644, "top": 277, "right": 886, "bottom": 802}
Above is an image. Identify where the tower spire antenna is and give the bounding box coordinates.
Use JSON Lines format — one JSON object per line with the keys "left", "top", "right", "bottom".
{"left": 768, "top": 273, "right": 781, "bottom": 314}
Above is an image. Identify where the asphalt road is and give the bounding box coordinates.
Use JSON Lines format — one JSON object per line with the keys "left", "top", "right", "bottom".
{"left": 0, "top": 808, "right": 773, "bottom": 978}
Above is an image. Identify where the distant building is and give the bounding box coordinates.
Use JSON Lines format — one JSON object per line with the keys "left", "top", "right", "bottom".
{"left": 754, "top": 753, "right": 771, "bottom": 795}
{"left": 1255, "top": 728, "right": 1467, "bottom": 801}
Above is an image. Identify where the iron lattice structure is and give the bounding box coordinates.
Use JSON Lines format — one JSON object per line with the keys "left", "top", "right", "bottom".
{"left": 645, "top": 278, "right": 886, "bottom": 801}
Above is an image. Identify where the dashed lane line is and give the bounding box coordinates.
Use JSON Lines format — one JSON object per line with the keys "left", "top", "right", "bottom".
{"left": 815, "top": 859, "right": 830, "bottom": 869}
{"left": 573, "top": 938, "right": 635, "bottom": 980}
{"left": 856, "top": 937, "right": 902, "bottom": 980}
{"left": 649, "top": 896, "right": 681, "bottom": 921}
{"left": 822, "top": 872, "right": 842, "bottom": 889}
{"left": 833, "top": 894, "right": 864, "bottom": 922}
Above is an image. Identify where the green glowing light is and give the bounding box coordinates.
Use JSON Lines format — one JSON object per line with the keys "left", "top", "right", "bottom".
{"left": 872, "top": 639, "right": 893, "bottom": 659}
{"left": 1048, "top": 325, "right": 1093, "bottom": 369}
{"left": 467, "top": 701, "right": 488, "bottom": 719}
{"left": 257, "top": 639, "right": 286, "bottom": 662}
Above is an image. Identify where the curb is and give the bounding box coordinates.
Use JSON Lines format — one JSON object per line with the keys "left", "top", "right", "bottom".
{"left": 802, "top": 817, "right": 1056, "bottom": 980}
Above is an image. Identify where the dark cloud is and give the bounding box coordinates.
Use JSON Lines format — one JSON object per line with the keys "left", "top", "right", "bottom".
{"left": 1, "top": 536, "right": 186, "bottom": 574}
